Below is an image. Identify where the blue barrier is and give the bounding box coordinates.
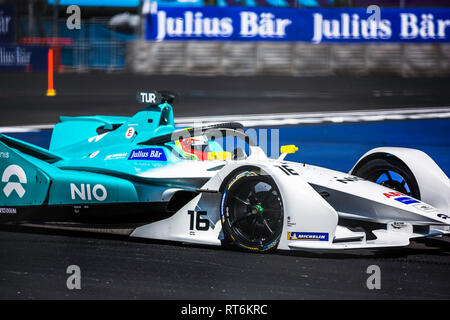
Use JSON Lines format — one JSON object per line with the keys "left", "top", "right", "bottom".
{"left": 146, "top": 7, "right": 450, "bottom": 43}
{"left": 7, "top": 119, "right": 450, "bottom": 176}
{"left": 280, "top": 119, "right": 450, "bottom": 175}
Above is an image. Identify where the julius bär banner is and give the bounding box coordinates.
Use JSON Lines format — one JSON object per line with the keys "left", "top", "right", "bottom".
{"left": 146, "top": 7, "right": 450, "bottom": 43}
{"left": 0, "top": 45, "right": 49, "bottom": 71}
{"left": 0, "top": 4, "right": 14, "bottom": 43}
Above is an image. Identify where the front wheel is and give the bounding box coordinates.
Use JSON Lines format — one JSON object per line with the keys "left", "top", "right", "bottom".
{"left": 220, "top": 170, "right": 284, "bottom": 252}
{"left": 352, "top": 156, "right": 421, "bottom": 199}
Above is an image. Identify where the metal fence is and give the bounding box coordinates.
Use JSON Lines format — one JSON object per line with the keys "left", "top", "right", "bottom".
{"left": 18, "top": 18, "right": 131, "bottom": 71}
{"left": 126, "top": 40, "right": 450, "bottom": 77}
{"left": 63, "top": 41, "right": 126, "bottom": 71}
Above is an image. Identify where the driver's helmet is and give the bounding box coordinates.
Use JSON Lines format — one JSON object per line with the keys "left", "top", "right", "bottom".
{"left": 175, "top": 135, "right": 228, "bottom": 161}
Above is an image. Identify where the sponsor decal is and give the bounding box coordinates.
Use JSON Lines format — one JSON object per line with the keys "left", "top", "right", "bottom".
{"left": 394, "top": 196, "right": 420, "bottom": 205}
{"left": 276, "top": 164, "right": 298, "bottom": 176}
{"left": 88, "top": 132, "right": 108, "bottom": 143}
{"left": 70, "top": 183, "right": 107, "bottom": 202}
{"left": 0, "top": 151, "right": 9, "bottom": 158}
{"left": 287, "top": 216, "right": 296, "bottom": 227}
{"left": 0, "top": 207, "right": 16, "bottom": 214}
{"left": 287, "top": 232, "right": 329, "bottom": 241}
{"left": 384, "top": 192, "right": 449, "bottom": 220}
{"left": 412, "top": 203, "right": 438, "bottom": 213}
{"left": 383, "top": 191, "right": 405, "bottom": 198}
{"left": 125, "top": 127, "right": 135, "bottom": 139}
{"left": 105, "top": 152, "right": 127, "bottom": 160}
{"left": 437, "top": 213, "right": 450, "bottom": 220}
{"left": 391, "top": 221, "right": 408, "bottom": 230}
{"left": 128, "top": 148, "right": 167, "bottom": 161}
{"left": 383, "top": 191, "right": 420, "bottom": 204}
{"left": 335, "top": 176, "right": 362, "bottom": 184}
{"left": 89, "top": 150, "right": 100, "bottom": 159}
{"left": 2, "top": 164, "right": 27, "bottom": 198}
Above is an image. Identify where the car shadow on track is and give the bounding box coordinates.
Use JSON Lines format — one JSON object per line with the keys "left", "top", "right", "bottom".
{"left": 273, "top": 237, "right": 450, "bottom": 260}
{"left": 0, "top": 225, "right": 449, "bottom": 261}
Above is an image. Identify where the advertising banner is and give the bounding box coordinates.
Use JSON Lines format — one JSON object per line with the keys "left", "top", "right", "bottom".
{"left": 146, "top": 7, "right": 450, "bottom": 43}
{"left": 0, "top": 4, "right": 14, "bottom": 43}
{"left": 0, "top": 45, "right": 48, "bottom": 71}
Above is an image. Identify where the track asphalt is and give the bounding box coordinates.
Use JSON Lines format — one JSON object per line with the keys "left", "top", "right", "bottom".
{"left": 1, "top": 73, "right": 450, "bottom": 125}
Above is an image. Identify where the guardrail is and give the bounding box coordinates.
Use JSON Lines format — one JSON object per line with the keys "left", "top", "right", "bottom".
{"left": 126, "top": 41, "right": 450, "bottom": 76}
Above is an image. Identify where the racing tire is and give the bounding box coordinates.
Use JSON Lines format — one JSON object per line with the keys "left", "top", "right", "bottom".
{"left": 220, "top": 170, "right": 284, "bottom": 253}
{"left": 352, "top": 156, "right": 421, "bottom": 199}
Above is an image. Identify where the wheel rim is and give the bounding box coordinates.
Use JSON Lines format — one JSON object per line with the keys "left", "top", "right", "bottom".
{"left": 226, "top": 178, "right": 283, "bottom": 247}
{"left": 369, "top": 169, "right": 412, "bottom": 196}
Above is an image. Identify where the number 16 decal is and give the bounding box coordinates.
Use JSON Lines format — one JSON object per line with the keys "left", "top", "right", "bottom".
{"left": 187, "top": 210, "right": 210, "bottom": 231}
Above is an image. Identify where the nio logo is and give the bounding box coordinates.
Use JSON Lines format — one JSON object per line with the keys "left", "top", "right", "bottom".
{"left": 70, "top": 183, "right": 107, "bottom": 202}
{"left": 2, "top": 165, "right": 27, "bottom": 198}
{"left": 0, "top": 152, "right": 9, "bottom": 159}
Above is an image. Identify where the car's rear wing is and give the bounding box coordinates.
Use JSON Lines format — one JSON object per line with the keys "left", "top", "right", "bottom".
{"left": 0, "top": 133, "right": 63, "bottom": 164}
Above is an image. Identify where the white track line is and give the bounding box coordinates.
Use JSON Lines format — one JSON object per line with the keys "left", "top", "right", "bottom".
{"left": 0, "top": 124, "right": 55, "bottom": 133}
{"left": 1, "top": 107, "right": 450, "bottom": 133}
{"left": 175, "top": 107, "right": 450, "bottom": 128}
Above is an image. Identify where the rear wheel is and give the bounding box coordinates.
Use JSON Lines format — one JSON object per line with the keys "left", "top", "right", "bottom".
{"left": 352, "top": 156, "right": 420, "bottom": 199}
{"left": 220, "top": 170, "right": 284, "bottom": 252}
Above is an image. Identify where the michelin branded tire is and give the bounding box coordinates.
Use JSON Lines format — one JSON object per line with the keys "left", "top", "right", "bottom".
{"left": 220, "top": 170, "right": 284, "bottom": 253}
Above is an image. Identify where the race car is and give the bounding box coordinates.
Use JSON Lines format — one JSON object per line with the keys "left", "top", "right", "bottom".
{"left": 0, "top": 92, "right": 449, "bottom": 252}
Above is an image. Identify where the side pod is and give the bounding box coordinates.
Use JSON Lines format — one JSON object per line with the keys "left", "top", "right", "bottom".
{"left": 0, "top": 138, "right": 51, "bottom": 207}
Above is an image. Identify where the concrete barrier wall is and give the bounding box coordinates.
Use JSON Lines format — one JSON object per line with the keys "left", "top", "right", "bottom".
{"left": 126, "top": 41, "right": 450, "bottom": 77}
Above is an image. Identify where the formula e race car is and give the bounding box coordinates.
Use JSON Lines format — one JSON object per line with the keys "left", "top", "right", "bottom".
{"left": 0, "top": 92, "right": 449, "bottom": 252}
